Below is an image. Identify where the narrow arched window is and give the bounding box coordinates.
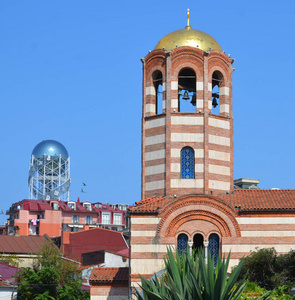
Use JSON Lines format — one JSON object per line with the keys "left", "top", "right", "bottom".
{"left": 177, "top": 233, "right": 188, "bottom": 256}
{"left": 153, "top": 71, "right": 163, "bottom": 114}
{"left": 211, "top": 71, "right": 223, "bottom": 115}
{"left": 209, "top": 233, "right": 220, "bottom": 266}
{"left": 181, "top": 147, "right": 194, "bottom": 179}
{"left": 178, "top": 68, "right": 196, "bottom": 112}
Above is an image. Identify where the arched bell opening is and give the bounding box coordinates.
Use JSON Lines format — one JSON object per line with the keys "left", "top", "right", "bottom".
{"left": 208, "top": 233, "right": 220, "bottom": 266}
{"left": 211, "top": 71, "right": 223, "bottom": 115}
{"left": 153, "top": 70, "right": 163, "bottom": 115}
{"left": 177, "top": 233, "right": 188, "bottom": 256}
{"left": 178, "top": 68, "right": 196, "bottom": 112}
{"left": 192, "top": 233, "right": 204, "bottom": 254}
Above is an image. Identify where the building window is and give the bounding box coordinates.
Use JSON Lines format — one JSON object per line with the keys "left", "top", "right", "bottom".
{"left": 153, "top": 71, "right": 163, "bottom": 115}
{"left": 113, "top": 213, "right": 122, "bottom": 225}
{"left": 72, "top": 215, "right": 79, "bottom": 224}
{"left": 85, "top": 216, "right": 93, "bottom": 224}
{"left": 177, "top": 233, "right": 188, "bottom": 256}
{"left": 118, "top": 204, "right": 127, "bottom": 211}
{"left": 63, "top": 224, "right": 67, "bottom": 231}
{"left": 68, "top": 202, "right": 75, "bottom": 210}
{"left": 37, "top": 214, "right": 44, "bottom": 219}
{"left": 83, "top": 203, "right": 92, "bottom": 211}
{"left": 209, "top": 233, "right": 220, "bottom": 266}
{"left": 102, "top": 212, "right": 111, "bottom": 224}
{"left": 181, "top": 147, "right": 194, "bottom": 179}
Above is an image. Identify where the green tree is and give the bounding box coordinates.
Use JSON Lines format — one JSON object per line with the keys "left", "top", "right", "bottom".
{"left": 136, "top": 248, "right": 270, "bottom": 300}
{"left": 16, "top": 240, "right": 89, "bottom": 300}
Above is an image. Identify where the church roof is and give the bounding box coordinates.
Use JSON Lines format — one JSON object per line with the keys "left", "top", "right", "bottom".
{"left": 154, "top": 10, "right": 222, "bottom": 52}
{"left": 221, "top": 189, "right": 295, "bottom": 211}
{"left": 131, "top": 189, "right": 295, "bottom": 213}
{"left": 89, "top": 267, "right": 129, "bottom": 283}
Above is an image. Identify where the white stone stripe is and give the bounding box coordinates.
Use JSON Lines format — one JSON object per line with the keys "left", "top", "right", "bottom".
{"left": 131, "top": 217, "right": 161, "bottom": 225}
{"left": 145, "top": 164, "right": 165, "bottom": 176}
{"left": 146, "top": 103, "right": 155, "bottom": 113}
{"left": 171, "top": 99, "right": 178, "bottom": 108}
{"left": 196, "top": 99, "right": 203, "bottom": 109}
{"left": 131, "top": 231, "right": 157, "bottom": 237}
{"left": 209, "top": 134, "right": 230, "bottom": 146}
{"left": 219, "top": 86, "right": 229, "bottom": 96}
{"left": 146, "top": 86, "right": 156, "bottom": 95}
{"left": 197, "top": 81, "right": 203, "bottom": 90}
{"left": 209, "top": 150, "right": 230, "bottom": 162}
{"left": 145, "top": 134, "right": 165, "bottom": 146}
{"left": 208, "top": 82, "right": 212, "bottom": 92}
{"left": 208, "top": 99, "right": 212, "bottom": 110}
{"left": 171, "top": 116, "right": 204, "bottom": 125}
{"left": 131, "top": 258, "right": 166, "bottom": 274}
{"left": 145, "top": 180, "right": 165, "bottom": 191}
{"left": 228, "top": 259, "right": 240, "bottom": 270}
{"left": 223, "top": 245, "right": 295, "bottom": 253}
{"left": 171, "top": 81, "right": 178, "bottom": 90}
{"left": 220, "top": 104, "right": 229, "bottom": 114}
{"left": 241, "top": 231, "right": 295, "bottom": 237}
{"left": 132, "top": 244, "right": 174, "bottom": 252}
{"left": 237, "top": 217, "right": 295, "bottom": 224}
{"left": 208, "top": 118, "right": 230, "bottom": 129}
{"left": 171, "top": 179, "right": 204, "bottom": 188}
{"left": 209, "top": 164, "right": 230, "bottom": 176}
{"left": 163, "top": 83, "right": 166, "bottom": 91}
{"left": 145, "top": 149, "right": 166, "bottom": 161}
{"left": 145, "top": 117, "right": 166, "bottom": 129}
{"left": 208, "top": 180, "right": 230, "bottom": 190}
{"left": 171, "top": 133, "right": 204, "bottom": 142}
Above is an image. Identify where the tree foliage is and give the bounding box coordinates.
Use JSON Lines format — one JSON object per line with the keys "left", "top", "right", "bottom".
{"left": 136, "top": 248, "right": 267, "bottom": 300}
{"left": 16, "top": 240, "right": 89, "bottom": 300}
{"left": 238, "top": 247, "right": 295, "bottom": 292}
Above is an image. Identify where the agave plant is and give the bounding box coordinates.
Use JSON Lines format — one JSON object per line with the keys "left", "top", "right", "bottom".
{"left": 136, "top": 248, "right": 271, "bottom": 300}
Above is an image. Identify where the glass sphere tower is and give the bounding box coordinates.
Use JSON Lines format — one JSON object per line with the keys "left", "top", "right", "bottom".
{"left": 28, "top": 140, "right": 71, "bottom": 201}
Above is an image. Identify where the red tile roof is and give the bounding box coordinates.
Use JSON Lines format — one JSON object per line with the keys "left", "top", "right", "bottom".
{"left": 0, "top": 235, "right": 47, "bottom": 254}
{"left": 221, "top": 189, "right": 295, "bottom": 211}
{"left": 130, "top": 196, "right": 170, "bottom": 213}
{"left": 131, "top": 190, "right": 295, "bottom": 213}
{"left": 0, "top": 262, "right": 20, "bottom": 283}
{"left": 90, "top": 267, "right": 129, "bottom": 283}
{"left": 63, "top": 227, "right": 128, "bottom": 260}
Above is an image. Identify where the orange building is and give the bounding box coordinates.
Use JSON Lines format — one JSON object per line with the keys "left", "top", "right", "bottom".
{"left": 6, "top": 199, "right": 129, "bottom": 237}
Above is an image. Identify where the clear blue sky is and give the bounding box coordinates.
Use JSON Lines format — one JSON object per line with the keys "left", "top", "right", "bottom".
{"left": 0, "top": 0, "right": 295, "bottom": 224}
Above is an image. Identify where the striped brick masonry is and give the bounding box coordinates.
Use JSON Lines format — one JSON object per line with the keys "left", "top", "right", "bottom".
{"left": 141, "top": 46, "right": 234, "bottom": 198}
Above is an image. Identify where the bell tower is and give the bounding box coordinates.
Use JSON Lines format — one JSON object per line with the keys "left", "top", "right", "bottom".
{"left": 141, "top": 10, "right": 234, "bottom": 198}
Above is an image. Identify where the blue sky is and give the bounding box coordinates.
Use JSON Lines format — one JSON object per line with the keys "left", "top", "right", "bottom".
{"left": 0, "top": 0, "right": 295, "bottom": 224}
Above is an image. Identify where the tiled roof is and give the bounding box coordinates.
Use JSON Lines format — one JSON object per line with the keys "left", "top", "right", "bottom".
{"left": 90, "top": 267, "right": 129, "bottom": 283}
{"left": 0, "top": 262, "right": 20, "bottom": 283}
{"left": 130, "top": 190, "right": 295, "bottom": 213}
{"left": 221, "top": 189, "right": 295, "bottom": 211}
{"left": 130, "top": 196, "right": 171, "bottom": 213}
{"left": 0, "top": 235, "right": 47, "bottom": 254}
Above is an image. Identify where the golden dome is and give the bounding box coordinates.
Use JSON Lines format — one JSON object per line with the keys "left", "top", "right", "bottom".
{"left": 154, "top": 10, "right": 222, "bottom": 52}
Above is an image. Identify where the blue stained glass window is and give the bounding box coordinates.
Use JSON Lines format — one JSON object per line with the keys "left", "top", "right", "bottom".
{"left": 181, "top": 147, "right": 194, "bottom": 179}
{"left": 209, "top": 233, "right": 220, "bottom": 266}
{"left": 177, "top": 234, "right": 188, "bottom": 256}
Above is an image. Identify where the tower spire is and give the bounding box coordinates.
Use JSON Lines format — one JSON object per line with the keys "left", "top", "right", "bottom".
{"left": 187, "top": 9, "right": 190, "bottom": 27}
